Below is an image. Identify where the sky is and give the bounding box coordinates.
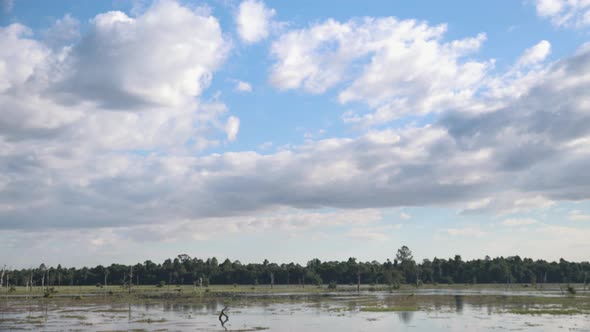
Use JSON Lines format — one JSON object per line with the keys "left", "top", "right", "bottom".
{"left": 1, "top": 0, "right": 590, "bottom": 269}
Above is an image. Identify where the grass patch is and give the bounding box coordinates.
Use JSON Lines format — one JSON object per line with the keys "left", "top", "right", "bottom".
{"left": 133, "top": 318, "right": 167, "bottom": 323}
{"left": 508, "top": 309, "right": 586, "bottom": 315}
{"left": 361, "top": 306, "right": 418, "bottom": 312}
{"left": 60, "top": 314, "right": 88, "bottom": 320}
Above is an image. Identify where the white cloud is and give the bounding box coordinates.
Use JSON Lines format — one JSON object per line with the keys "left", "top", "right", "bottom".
{"left": 534, "top": 0, "right": 590, "bottom": 28}
{"left": 501, "top": 218, "right": 538, "bottom": 226}
{"left": 225, "top": 116, "right": 240, "bottom": 141}
{"left": 0, "top": 24, "right": 49, "bottom": 93}
{"left": 236, "top": 0, "right": 276, "bottom": 43}
{"left": 444, "top": 227, "right": 487, "bottom": 238}
{"left": 568, "top": 210, "right": 590, "bottom": 221}
{"left": 400, "top": 212, "right": 411, "bottom": 220}
{"left": 517, "top": 40, "right": 551, "bottom": 67}
{"left": 3, "top": 6, "right": 590, "bottom": 270}
{"left": 55, "top": 1, "right": 229, "bottom": 109}
{"left": 235, "top": 80, "right": 253, "bottom": 92}
{"left": 270, "top": 17, "right": 490, "bottom": 125}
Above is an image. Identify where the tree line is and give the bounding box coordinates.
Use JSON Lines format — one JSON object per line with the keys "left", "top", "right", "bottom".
{"left": 1, "top": 246, "right": 588, "bottom": 289}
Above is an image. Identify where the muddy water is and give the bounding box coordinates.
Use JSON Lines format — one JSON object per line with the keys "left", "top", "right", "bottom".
{"left": 1, "top": 291, "right": 589, "bottom": 331}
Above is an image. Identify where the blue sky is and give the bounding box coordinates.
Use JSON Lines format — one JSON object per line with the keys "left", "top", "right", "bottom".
{"left": 1, "top": 0, "right": 590, "bottom": 268}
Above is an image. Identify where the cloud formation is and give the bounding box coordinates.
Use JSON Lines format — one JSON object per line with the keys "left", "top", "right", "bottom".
{"left": 1, "top": 3, "right": 590, "bottom": 266}
{"left": 534, "top": 0, "right": 590, "bottom": 28}
{"left": 270, "top": 17, "right": 490, "bottom": 125}
{"left": 236, "top": 0, "right": 276, "bottom": 43}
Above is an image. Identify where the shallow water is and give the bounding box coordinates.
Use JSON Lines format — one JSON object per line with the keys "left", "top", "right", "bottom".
{"left": 1, "top": 291, "right": 589, "bottom": 331}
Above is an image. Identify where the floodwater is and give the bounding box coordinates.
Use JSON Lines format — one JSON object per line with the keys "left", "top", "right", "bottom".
{"left": 1, "top": 290, "right": 589, "bottom": 331}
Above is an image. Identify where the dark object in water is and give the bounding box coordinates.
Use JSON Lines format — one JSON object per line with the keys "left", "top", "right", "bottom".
{"left": 219, "top": 306, "right": 229, "bottom": 329}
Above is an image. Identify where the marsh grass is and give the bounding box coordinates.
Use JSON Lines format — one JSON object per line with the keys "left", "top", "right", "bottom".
{"left": 508, "top": 308, "right": 586, "bottom": 315}
{"left": 360, "top": 306, "right": 419, "bottom": 312}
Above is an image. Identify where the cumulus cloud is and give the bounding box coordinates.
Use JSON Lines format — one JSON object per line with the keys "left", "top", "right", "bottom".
{"left": 225, "top": 116, "right": 240, "bottom": 141}
{"left": 54, "top": 1, "right": 228, "bottom": 109}
{"left": 2, "top": 5, "right": 590, "bottom": 269}
{"left": 270, "top": 17, "right": 490, "bottom": 125}
{"left": 444, "top": 227, "right": 487, "bottom": 238}
{"left": 234, "top": 80, "right": 253, "bottom": 92}
{"left": 501, "top": 218, "right": 537, "bottom": 226}
{"left": 534, "top": 0, "right": 590, "bottom": 28}
{"left": 516, "top": 40, "right": 551, "bottom": 67}
{"left": 400, "top": 212, "right": 411, "bottom": 220}
{"left": 236, "top": 0, "right": 276, "bottom": 43}
{"left": 568, "top": 210, "right": 590, "bottom": 221}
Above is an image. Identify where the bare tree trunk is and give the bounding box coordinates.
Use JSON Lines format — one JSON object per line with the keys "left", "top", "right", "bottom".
{"left": 0, "top": 266, "right": 5, "bottom": 289}
{"left": 357, "top": 268, "right": 361, "bottom": 292}
{"left": 129, "top": 266, "right": 133, "bottom": 294}
{"left": 270, "top": 272, "right": 274, "bottom": 289}
{"left": 0, "top": 265, "right": 8, "bottom": 288}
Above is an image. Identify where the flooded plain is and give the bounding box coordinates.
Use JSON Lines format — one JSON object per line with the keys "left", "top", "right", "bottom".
{"left": 1, "top": 288, "right": 589, "bottom": 331}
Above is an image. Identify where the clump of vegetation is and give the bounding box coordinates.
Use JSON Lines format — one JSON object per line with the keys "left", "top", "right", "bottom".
{"left": 233, "top": 283, "right": 238, "bottom": 288}
{"left": 95, "top": 282, "right": 103, "bottom": 288}
{"left": 135, "top": 318, "right": 167, "bottom": 323}
{"left": 361, "top": 306, "right": 418, "bottom": 312}
{"left": 156, "top": 280, "right": 166, "bottom": 288}
{"left": 327, "top": 281, "right": 337, "bottom": 290}
{"left": 566, "top": 285, "right": 576, "bottom": 295}
{"left": 8, "top": 286, "right": 16, "bottom": 293}
{"left": 43, "top": 287, "right": 58, "bottom": 298}
{"left": 509, "top": 309, "right": 584, "bottom": 315}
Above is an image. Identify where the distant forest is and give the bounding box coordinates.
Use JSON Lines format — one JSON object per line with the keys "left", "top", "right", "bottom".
{"left": 2, "top": 247, "right": 589, "bottom": 288}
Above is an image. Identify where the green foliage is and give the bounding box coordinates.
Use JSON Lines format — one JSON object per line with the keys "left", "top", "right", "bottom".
{"left": 327, "top": 281, "right": 337, "bottom": 290}
{"left": 5, "top": 253, "right": 590, "bottom": 287}
{"left": 305, "top": 270, "right": 322, "bottom": 286}
{"left": 43, "top": 287, "right": 58, "bottom": 298}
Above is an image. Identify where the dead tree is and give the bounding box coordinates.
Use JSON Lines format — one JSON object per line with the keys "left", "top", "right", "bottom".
{"left": 270, "top": 272, "right": 274, "bottom": 289}
{"left": 357, "top": 268, "right": 361, "bottom": 292}
{"left": 128, "top": 266, "right": 133, "bottom": 294}
{"left": 104, "top": 269, "right": 109, "bottom": 288}
{"left": 0, "top": 265, "right": 5, "bottom": 289}
{"left": 219, "top": 306, "right": 229, "bottom": 328}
